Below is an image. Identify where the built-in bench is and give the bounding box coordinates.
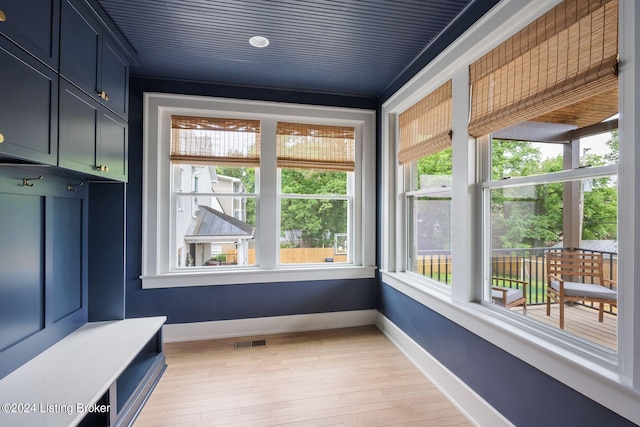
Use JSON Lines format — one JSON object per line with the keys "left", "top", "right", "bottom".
{"left": 0, "top": 317, "right": 166, "bottom": 427}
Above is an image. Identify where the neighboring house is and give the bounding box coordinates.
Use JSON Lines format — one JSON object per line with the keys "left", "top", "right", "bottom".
{"left": 174, "top": 165, "right": 252, "bottom": 267}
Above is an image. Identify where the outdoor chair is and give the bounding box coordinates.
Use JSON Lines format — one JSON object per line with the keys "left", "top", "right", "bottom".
{"left": 491, "top": 277, "right": 527, "bottom": 314}
{"left": 546, "top": 251, "right": 617, "bottom": 329}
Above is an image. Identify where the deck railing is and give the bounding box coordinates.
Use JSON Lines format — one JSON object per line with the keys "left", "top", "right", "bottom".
{"left": 417, "top": 247, "right": 618, "bottom": 314}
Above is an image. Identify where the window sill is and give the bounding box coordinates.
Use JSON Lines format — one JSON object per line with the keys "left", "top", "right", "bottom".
{"left": 380, "top": 270, "right": 640, "bottom": 424}
{"left": 142, "top": 265, "right": 377, "bottom": 289}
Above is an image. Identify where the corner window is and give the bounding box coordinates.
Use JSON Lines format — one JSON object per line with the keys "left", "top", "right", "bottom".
{"left": 142, "top": 94, "right": 376, "bottom": 288}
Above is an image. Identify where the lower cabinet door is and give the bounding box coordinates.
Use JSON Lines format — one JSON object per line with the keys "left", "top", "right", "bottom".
{"left": 58, "top": 79, "right": 99, "bottom": 175}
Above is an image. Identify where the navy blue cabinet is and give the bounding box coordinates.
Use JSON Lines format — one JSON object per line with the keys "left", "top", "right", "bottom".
{"left": 0, "top": 0, "right": 60, "bottom": 70}
{"left": 0, "top": 0, "right": 132, "bottom": 179}
{"left": 100, "top": 107, "right": 128, "bottom": 181}
{"left": 58, "top": 79, "right": 128, "bottom": 181}
{"left": 60, "top": 0, "right": 130, "bottom": 120}
{"left": 0, "top": 37, "right": 58, "bottom": 164}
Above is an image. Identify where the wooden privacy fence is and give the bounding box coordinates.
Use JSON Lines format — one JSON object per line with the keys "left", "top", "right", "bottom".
{"left": 245, "top": 248, "right": 347, "bottom": 264}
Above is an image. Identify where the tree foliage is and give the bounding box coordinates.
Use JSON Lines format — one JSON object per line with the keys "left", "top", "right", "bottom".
{"left": 490, "top": 139, "right": 617, "bottom": 249}
{"left": 414, "top": 139, "right": 618, "bottom": 250}
{"left": 280, "top": 169, "right": 347, "bottom": 248}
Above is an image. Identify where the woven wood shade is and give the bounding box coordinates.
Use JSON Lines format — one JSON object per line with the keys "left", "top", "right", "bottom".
{"left": 468, "top": 0, "right": 618, "bottom": 138}
{"left": 276, "top": 122, "right": 355, "bottom": 172}
{"left": 398, "top": 80, "right": 452, "bottom": 165}
{"left": 171, "top": 116, "right": 260, "bottom": 166}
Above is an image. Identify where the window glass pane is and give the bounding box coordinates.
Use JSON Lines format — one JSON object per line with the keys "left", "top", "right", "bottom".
{"left": 491, "top": 140, "right": 559, "bottom": 180}
{"left": 488, "top": 177, "right": 618, "bottom": 349}
{"left": 279, "top": 168, "right": 350, "bottom": 265}
{"left": 408, "top": 148, "right": 452, "bottom": 286}
{"left": 581, "top": 129, "right": 619, "bottom": 167}
{"left": 492, "top": 131, "right": 618, "bottom": 180}
{"left": 281, "top": 169, "right": 347, "bottom": 195}
{"left": 280, "top": 198, "right": 348, "bottom": 264}
{"left": 173, "top": 164, "right": 256, "bottom": 268}
{"left": 409, "top": 195, "right": 451, "bottom": 284}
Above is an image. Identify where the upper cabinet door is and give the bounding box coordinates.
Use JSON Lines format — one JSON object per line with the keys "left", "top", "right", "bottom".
{"left": 100, "top": 35, "right": 129, "bottom": 119}
{"left": 0, "top": 37, "right": 58, "bottom": 164}
{"left": 0, "top": 0, "right": 60, "bottom": 70}
{"left": 59, "top": 0, "right": 99, "bottom": 98}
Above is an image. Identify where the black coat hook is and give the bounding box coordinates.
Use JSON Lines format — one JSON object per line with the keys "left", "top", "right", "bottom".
{"left": 67, "top": 182, "right": 85, "bottom": 192}
{"left": 23, "top": 176, "right": 43, "bottom": 186}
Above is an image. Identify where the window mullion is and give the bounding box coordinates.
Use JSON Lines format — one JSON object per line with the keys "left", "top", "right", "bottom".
{"left": 258, "top": 119, "right": 278, "bottom": 269}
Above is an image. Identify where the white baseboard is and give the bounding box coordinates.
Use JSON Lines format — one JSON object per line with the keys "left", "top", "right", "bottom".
{"left": 163, "top": 309, "right": 377, "bottom": 343}
{"left": 375, "top": 312, "right": 514, "bottom": 427}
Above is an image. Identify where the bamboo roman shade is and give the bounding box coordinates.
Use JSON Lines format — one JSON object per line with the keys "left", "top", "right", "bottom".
{"left": 468, "top": 0, "right": 618, "bottom": 138}
{"left": 398, "top": 80, "right": 452, "bottom": 165}
{"left": 276, "top": 122, "right": 355, "bottom": 172}
{"left": 171, "top": 116, "right": 261, "bottom": 166}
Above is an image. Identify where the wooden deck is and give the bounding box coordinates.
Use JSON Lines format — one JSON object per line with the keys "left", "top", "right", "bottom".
{"left": 525, "top": 304, "right": 617, "bottom": 350}
{"left": 135, "top": 326, "right": 472, "bottom": 427}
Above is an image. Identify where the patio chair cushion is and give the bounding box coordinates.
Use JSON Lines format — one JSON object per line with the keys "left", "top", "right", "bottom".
{"left": 550, "top": 280, "right": 617, "bottom": 301}
{"left": 492, "top": 287, "right": 523, "bottom": 305}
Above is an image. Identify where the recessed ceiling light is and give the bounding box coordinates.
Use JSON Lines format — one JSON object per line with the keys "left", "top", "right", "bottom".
{"left": 249, "top": 36, "right": 269, "bottom": 48}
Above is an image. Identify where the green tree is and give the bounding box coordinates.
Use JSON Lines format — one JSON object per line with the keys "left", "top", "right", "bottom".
{"left": 491, "top": 140, "right": 542, "bottom": 180}
{"left": 280, "top": 169, "right": 347, "bottom": 248}
{"left": 605, "top": 130, "right": 619, "bottom": 164}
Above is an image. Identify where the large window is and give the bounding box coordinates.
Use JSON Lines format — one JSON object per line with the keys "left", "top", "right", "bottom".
{"left": 142, "top": 94, "right": 376, "bottom": 288}
{"left": 482, "top": 132, "right": 618, "bottom": 348}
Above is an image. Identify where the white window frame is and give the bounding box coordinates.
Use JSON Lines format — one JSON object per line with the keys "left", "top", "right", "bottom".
{"left": 142, "top": 94, "right": 376, "bottom": 288}
{"left": 380, "top": 0, "right": 640, "bottom": 423}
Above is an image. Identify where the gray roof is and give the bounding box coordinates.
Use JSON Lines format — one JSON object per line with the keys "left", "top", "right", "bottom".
{"left": 186, "top": 206, "right": 254, "bottom": 238}
{"left": 551, "top": 240, "right": 618, "bottom": 254}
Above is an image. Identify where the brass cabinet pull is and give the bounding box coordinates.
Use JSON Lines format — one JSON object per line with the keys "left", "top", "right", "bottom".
{"left": 0, "top": 10, "right": 6, "bottom": 22}
{"left": 98, "top": 90, "right": 109, "bottom": 101}
{"left": 97, "top": 165, "right": 110, "bottom": 172}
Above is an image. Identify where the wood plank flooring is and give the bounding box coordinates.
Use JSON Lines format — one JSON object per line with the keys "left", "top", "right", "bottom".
{"left": 134, "top": 326, "right": 472, "bottom": 427}
{"left": 526, "top": 304, "right": 617, "bottom": 350}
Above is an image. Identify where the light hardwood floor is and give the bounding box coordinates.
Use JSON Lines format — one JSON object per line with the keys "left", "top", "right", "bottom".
{"left": 134, "top": 326, "right": 472, "bottom": 427}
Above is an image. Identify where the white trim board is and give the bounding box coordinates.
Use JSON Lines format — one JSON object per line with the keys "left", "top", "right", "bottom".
{"left": 162, "top": 309, "right": 377, "bottom": 343}
{"left": 375, "top": 313, "right": 514, "bottom": 427}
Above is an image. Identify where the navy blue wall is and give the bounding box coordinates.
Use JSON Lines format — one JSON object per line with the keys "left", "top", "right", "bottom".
{"left": 378, "top": 283, "right": 635, "bottom": 427}
{"left": 124, "top": 77, "right": 377, "bottom": 324}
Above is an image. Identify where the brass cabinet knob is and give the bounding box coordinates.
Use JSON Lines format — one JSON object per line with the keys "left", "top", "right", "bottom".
{"left": 98, "top": 90, "right": 109, "bottom": 101}
{"left": 97, "top": 165, "right": 110, "bottom": 172}
{"left": 0, "top": 133, "right": 4, "bottom": 143}
{"left": 0, "top": 10, "right": 6, "bottom": 22}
